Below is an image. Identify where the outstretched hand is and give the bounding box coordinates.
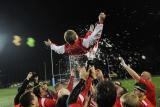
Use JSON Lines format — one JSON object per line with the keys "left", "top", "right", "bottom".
{"left": 44, "top": 39, "right": 52, "bottom": 46}
{"left": 119, "top": 57, "right": 127, "bottom": 67}
{"left": 98, "top": 12, "right": 106, "bottom": 24}
{"left": 79, "top": 67, "right": 89, "bottom": 80}
{"left": 89, "top": 66, "right": 97, "bottom": 79}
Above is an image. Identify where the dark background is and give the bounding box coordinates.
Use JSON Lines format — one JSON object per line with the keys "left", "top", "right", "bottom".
{"left": 0, "top": 0, "right": 160, "bottom": 85}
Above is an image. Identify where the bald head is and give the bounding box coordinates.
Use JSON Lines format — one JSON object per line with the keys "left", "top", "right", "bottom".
{"left": 141, "top": 71, "right": 152, "bottom": 81}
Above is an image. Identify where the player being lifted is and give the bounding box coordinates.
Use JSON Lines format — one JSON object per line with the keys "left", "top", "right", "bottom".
{"left": 44, "top": 12, "right": 106, "bottom": 56}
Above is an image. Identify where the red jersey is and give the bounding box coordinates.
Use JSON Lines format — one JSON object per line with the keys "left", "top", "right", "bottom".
{"left": 140, "top": 96, "right": 154, "bottom": 107}
{"left": 139, "top": 78, "right": 156, "bottom": 106}
{"left": 67, "top": 76, "right": 74, "bottom": 92}
{"left": 68, "top": 77, "right": 93, "bottom": 107}
{"left": 114, "top": 97, "right": 121, "bottom": 107}
{"left": 50, "top": 24, "right": 103, "bottom": 55}
{"left": 14, "top": 104, "right": 20, "bottom": 107}
{"left": 38, "top": 98, "right": 56, "bottom": 107}
{"left": 65, "top": 32, "right": 92, "bottom": 55}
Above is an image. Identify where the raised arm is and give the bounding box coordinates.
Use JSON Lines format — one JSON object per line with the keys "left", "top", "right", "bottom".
{"left": 44, "top": 39, "right": 65, "bottom": 54}
{"left": 81, "top": 66, "right": 96, "bottom": 97}
{"left": 14, "top": 72, "right": 33, "bottom": 104}
{"left": 67, "top": 68, "right": 75, "bottom": 92}
{"left": 119, "top": 57, "right": 140, "bottom": 81}
{"left": 82, "top": 12, "right": 106, "bottom": 48}
{"left": 67, "top": 67, "right": 89, "bottom": 106}
{"left": 50, "top": 44, "right": 65, "bottom": 54}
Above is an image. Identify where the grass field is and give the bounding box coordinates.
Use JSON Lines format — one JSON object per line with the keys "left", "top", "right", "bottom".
{"left": 0, "top": 76, "right": 160, "bottom": 107}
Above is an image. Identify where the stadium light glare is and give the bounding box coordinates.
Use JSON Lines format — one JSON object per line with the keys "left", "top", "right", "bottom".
{"left": 0, "top": 35, "right": 7, "bottom": 53}
{"left": 12, "top": 35, "right": 22, "bottom": 46}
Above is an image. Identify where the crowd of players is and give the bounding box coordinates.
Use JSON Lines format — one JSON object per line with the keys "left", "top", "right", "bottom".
{"left": 14, "top": 58, "right": 158, "bottom": 107}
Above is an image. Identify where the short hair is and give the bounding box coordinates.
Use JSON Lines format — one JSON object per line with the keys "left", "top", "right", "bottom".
{"left": 64, "top": 30, "right": 78, "bottom": 44}
{"left": 54, "top": 83, "right": 63, "bottom": 91}
{"left": 120, "top": 93, "right": 139, "bottom": 107}
{"left": 56, "top": 95, "right": 68, "bottom": 107}
{"left": 141, "top": 71, "right": 152, "bottom": 80}
{"left": 96, "top": 81, "right": 117, "bottom": 107}
{"left": 19, "top": 91, "right": 35, "bottom": 107}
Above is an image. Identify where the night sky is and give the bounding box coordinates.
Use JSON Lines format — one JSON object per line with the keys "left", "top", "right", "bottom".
{"left": 0, "top": 0, "right": 160, "bottom": 84}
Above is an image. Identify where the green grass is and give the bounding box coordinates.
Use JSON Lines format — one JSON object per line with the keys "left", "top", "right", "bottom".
{"left": 0, "top": 87, "right": 17, "bottom": 107}
{"left": 0, "top": 76, "right": 160, "bottom": 107}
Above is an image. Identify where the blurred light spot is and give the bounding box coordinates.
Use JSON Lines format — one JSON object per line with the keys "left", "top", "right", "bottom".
{"left": 12, "top": 35, "right": 22, "bottom": 46}
{"left": 26, "top": 37, "right": 36, "bottom": 47}
{"left": 142, "top": 55, "right": 146, "bottom": 60}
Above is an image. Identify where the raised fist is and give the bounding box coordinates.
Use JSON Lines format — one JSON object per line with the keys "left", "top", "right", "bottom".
{"left": 119, "top": 57, "right": 127, "bottom": 67}
{"left": 98, "top": 12, "right": 106, "bottom": 24}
